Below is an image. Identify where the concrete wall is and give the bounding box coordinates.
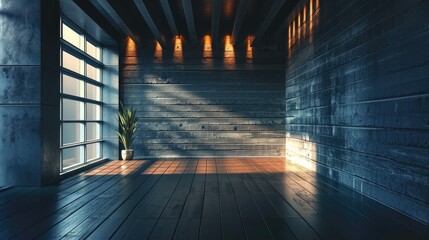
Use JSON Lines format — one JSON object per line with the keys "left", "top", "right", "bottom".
{"left": 0, "top": 0, "right": 44, "bottom": 186}
{"left": 121, "top": 39, "right": 285, "bottom": 157}
{"left": 0, "top": 0, "right": 118, "bottom": 186}
{"left": 285, "top": 0, "right": 429, "bottom": 224}
{"left": 102, "top": 46, "right": 119, "bottom": 160}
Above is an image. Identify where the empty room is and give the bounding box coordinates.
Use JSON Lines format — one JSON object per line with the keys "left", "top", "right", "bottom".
{"left": 0, "top": 0, "right": 428, "bottom": 239}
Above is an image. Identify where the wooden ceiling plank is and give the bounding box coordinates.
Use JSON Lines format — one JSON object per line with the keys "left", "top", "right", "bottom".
{"left": 133, "top": 0, "right": 167, "bottom": 48}
{"left": 90, "top": 0, "right": 141, "bottom": 45}
{"left": 252, "top": 0, "right": 286, "bottom": 46}
{"left": 270, "top": 18, "right": 287, "bottom": 43}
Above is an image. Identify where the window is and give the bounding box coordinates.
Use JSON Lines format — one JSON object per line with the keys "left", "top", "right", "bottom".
{"left": 60, "top": 18, "right": 103, "bottom": 171}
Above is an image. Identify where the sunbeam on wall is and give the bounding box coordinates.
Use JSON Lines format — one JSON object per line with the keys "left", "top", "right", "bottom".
{"left": 285, "top": 133, "right": 317, "bottom": 172}
{"left": 286, "top": 0, "right": 321, "bottom": 171}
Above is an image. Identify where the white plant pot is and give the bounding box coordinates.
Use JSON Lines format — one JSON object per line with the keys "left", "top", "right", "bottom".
{"left": 121, "top": 149, "right": 134, "bottom": 160}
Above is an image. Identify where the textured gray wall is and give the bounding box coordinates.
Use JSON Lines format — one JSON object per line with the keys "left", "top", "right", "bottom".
{"left": 285, "top": 0, "right": 429, "bottom": 224}
{"left": 0, "top": 0, "right": 43, "bottom": 186}
{"left": 102, "top": 46, "right": 119, "bottom": 160}
{"left": 0, "top": 0, "right": 117, "bottom": 186}
{"left": 0, "top": 0, "right": 61, "bottom": 186}
{"left": 121, "top": 41, "right": 285, "bottom": 158}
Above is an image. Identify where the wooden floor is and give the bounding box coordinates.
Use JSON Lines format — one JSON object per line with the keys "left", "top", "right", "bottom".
{"left": 0, "top": 158, "right": 428, "bottom": 240}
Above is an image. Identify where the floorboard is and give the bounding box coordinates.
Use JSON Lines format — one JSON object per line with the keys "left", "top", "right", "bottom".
{"left": 0, "top": 158, "right": 426, "bottom": 240}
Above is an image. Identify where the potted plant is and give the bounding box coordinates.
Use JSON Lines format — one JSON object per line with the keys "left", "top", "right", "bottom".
{"left": 117, "top": 102, "right": 138, "bottom": 160}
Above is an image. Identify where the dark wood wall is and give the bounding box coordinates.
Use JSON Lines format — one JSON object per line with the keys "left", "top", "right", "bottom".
{"left": 285, "top": 0, "right": 429, "bottom": 224}
{"left": 121, "top": 39, "right": 285, "bottom": 157}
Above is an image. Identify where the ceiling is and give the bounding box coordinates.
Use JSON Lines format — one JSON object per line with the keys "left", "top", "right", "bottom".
{"left": 74, "top": 0, "right": 299, "bottom": 50}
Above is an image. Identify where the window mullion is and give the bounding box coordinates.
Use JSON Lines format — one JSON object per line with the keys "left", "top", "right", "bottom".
{"left": 60, "top": 17, "right": 103, "bottom": 172}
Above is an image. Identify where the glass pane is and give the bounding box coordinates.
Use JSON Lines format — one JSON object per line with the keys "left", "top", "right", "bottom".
{"left": 62, "top": 23, "right": 84, "bottom": 50}
{"left": 87, "top": 143, "right": 101, "bottom": 160}
{"left": 63, "top": 51, "right": 84, "bottom": 75}
{"left": 62, "top": 123, "right": 84, "bottom": 145}
{"left": 62, "top": 74, "right": 84, "bottom": 97}
{"left": 87, "top": 83, "right": 101, "bottom": 101}
{"left": 87, "top": 103, "right": 101, "bottom": 121}
{"left": 62, "top": 146, "right": 84, "bottom": 169}
{"left": 86, "top": 64, "right": 101, "bottom": 81}
{"left": 86, "top": 41, "right": 101, "bottom": 61}
{"left": 87, "top": 123, "right": 101, "bottom": 141}
{"left": 63, "top": 99, "right": 84, "bottom": 120}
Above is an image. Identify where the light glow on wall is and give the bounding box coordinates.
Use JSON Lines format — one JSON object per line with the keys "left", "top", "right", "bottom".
{"left": 154, "top": 41, "right": 162, "bottom": 61}
{"left": 224, "top": 35, "right": 234, "bottom": 52}
{"left": 285, "top": 134, "right": 317, "bottom": 172}
{"left": 246, "top": 35, "right": 253, "bottom": 59}
{"left": 125, "top": 37, "right": 136, "bottom": 55}
{"left": 203, "top": 35, "right": 212, "bottom": 52}
{"left": 297, "top": 12, "right": 301, "bottom": 42}
{"left": 288, "top": 0, "right": 320, "bottom": 58}
{"left": 173, "top": 35, "right": 183, "bottom": 63}
{"left": 223, "top": 35, "right": 235, "bottom": 66}
{"left": 202, "top": 35, "right": 213, "bottom": 65}
{"left": 174, "top": 35, "right": 182, "bottom": 51}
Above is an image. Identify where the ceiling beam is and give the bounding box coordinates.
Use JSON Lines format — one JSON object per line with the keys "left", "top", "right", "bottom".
{"left": 90, "top": 0, "right": 141, "bottom": 45}
{"left": 251, "top": 0, "right": 286, "bottom": 46}
{"left": 211, "top": 0, "right": 221, "bottom": 48}
{"left": 270, "top": 18, "right": 287, "bottom": 43}
{"left": 133, "top": 0, "right": 167, "bottom": 48}
{"left": 269, "top": 0, "right": 300, "bottom": 44}
{"left": 231, "top": 0, "right": 249, "bottom": 45}
{"left": 181, "top": 0, "right": 197, "bottom": 46}
{"left": 160, "top": 0, "right": 178, "bottom": 37}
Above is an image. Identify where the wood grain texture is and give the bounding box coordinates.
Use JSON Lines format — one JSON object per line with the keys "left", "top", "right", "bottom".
{"left": 0, "top": 158, "right": 427, "bottom": 239}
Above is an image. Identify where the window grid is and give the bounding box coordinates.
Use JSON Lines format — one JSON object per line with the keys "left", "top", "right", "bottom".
{"left": 60, "top": 18, "right": 104, "bottom": 172}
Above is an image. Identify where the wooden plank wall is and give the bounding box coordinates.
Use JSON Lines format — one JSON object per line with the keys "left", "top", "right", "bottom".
{"left": 285, "top": 0, "right": 429, "bottom": 224}
{"left": 121, "top": 39, "right": 286, "bottom": 157}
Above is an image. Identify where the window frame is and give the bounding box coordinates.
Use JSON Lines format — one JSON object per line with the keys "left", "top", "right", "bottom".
{"left": 60, "top": 17, "right": 104, "bottom": 172}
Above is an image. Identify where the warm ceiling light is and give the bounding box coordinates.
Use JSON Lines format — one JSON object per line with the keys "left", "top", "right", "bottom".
{"left": 126, "top": 36, "right": 136, "bottom": 53}
{"left": 174, "top": 35, "right": 182, "bottom": 51}
{"left": 246, "top": 36, "right": 253, "bottom": 51}
{"left": 224, "top": 35, "right": 233, "bottom": 52}
{"left": 173, "top": 35, "right": 183, "bottom": 63}
{"left": 154, "top": 41, "right": 162, "bottom": 59}
{"left": 203, "top": 35, "right": 212, "bottom": 51}
{"left": 155, "top": 41, "right": 162, "bottom": 51}
{"left": 203, "top": 35, "right": 213, "bottom": 63}
{"left": 246, "top": 36, "right": 253, "bottom": 59}
{"left": 223, "top": 35, "right": 235, "bottom": 65}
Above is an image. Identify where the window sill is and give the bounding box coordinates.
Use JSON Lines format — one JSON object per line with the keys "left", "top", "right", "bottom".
{"left": 60, "top": 158, "right": 108, "bottom": 178}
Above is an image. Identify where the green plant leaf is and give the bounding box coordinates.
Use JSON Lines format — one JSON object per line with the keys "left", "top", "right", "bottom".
{"left": 117, "top": 101, "right": 139, "bottom": 150}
